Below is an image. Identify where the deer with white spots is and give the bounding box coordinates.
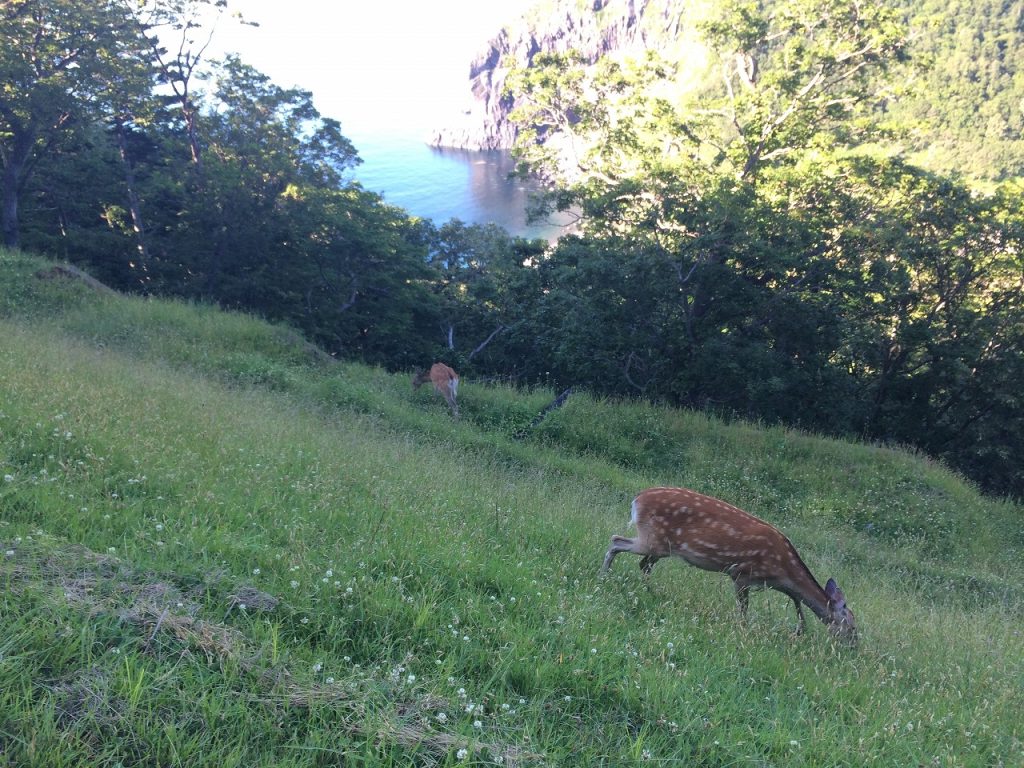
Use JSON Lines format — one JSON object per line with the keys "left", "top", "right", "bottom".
{"left": 601, "top": 486, "right": 857, "bottom": 644}
{"left": 412, "top": 362, "right": 460, "bottom": 419}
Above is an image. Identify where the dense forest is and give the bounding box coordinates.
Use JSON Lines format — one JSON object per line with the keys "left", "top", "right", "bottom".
{"left": 2, "top": 0, "right": 1023, "bottom": 500}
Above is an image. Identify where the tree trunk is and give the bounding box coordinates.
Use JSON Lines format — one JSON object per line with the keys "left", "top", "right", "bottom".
{"left": 1, "top": 130, "right": 36, "bottom": 249}
{"left": 1, "top": 160, "right": 18, "bottom": 248}
{"left": 114, "top": 119, "right": 150, "bottom": 281}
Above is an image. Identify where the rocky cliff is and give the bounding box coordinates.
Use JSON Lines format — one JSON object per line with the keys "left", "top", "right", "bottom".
{"left": 428, "top": 0, "right": 699, "bottom": 151}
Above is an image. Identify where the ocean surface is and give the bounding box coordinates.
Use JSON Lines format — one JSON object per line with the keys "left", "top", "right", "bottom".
{"left": 345, "top": 130, "right": 575, "bottom": 241}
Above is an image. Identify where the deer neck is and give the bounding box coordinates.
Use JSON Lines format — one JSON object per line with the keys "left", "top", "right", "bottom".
{"left": 784, "top": 564, "right": 833, "bottom": 625}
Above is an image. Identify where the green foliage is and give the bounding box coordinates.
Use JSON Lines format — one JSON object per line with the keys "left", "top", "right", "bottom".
{"left": 888, "top": 0, "right": 1024, "bottom": 180}
{"left": 502, "top": 2, "right": 1024, "bottom": 498}
{"left": 1, "top": 253, "right": 1022, "bottom": 766}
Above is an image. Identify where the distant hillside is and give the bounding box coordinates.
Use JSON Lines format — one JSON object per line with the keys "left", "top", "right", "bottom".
{"left": 432, "top": 0, "right": 1024, "bottom": 181}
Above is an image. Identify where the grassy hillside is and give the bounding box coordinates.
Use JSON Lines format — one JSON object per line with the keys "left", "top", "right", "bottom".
{"left": 1, "top": 249, "right": 1021, "bottom": 767}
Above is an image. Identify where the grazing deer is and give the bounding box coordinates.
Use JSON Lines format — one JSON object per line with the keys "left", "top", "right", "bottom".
{"left": 602, "top": 487, "right": 857, "bottom": 643}
{"left": 412, "top": 363, "right": 460, "bottom": 418}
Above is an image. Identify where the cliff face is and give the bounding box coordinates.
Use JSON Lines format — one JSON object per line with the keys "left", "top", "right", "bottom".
{"left": 429, "top": 0, "right": 697, "bottom": 151}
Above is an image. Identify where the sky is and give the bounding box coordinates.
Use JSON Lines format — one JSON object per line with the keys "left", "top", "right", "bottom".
{"left": 209, "top": 0, "right": 536, "bottom": 136}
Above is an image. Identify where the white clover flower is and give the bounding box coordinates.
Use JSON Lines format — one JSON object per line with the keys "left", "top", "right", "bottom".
{"left": 312, "top": 662, "right": 322, "bottom": 673}
{"left": 642, "top": 749, "right": 652, "bottom": 760}
{"left": 3, "top": 475, "right": 13, "bottom": 483}
{"left": 473, "top": 720, "right": 482, "bottom": 729}
{"left": 291, "top": 580, "right": 299, "bottom": 588}
{"left": 325, "top": 569, "right": 333, "bottom": 578}
{"left": 253, "top": 568, "right": 261, "bottom": 575}
{"left": 591, "top": 648, "right": 597, "bottom": 654}
{"left": 456, "top": 749, "right": 468, "bottom": 759}
{"left": 239, "top": 603, "right": 247, "bottom": 611}
{"left": 343, "top": 656, "right": 351, "bottom": 663}
{"left": 4, "top": 550, "right": 14, "bottom": 557}
{"left": 406, "top": 674, "right": 416, "bottom": 684}
{"left": 326, "top": 677, "right": 334, "bottom": 684}
{"left": 436, "top": 712, "right": 448, "bottom": 723}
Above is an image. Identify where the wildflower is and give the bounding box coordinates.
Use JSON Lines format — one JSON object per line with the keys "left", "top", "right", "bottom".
{"left": 326, "top": 677, "right": 335, "bottom": 684}
{"left": 406, "top": 674, "right": 416, "bottom": 684}
{"left": 313, "top": 662, "right": 322, "bottom": 673}
{"left": 239, "top": 603, "right": 247, "bottom": 611}
{"left": 790, "top": 740, "right": 799, "bottom": 746}
{"left": 3, "top": 475, "right": 13, "bottom": 483}
{"left": 473, "top": 720, "right": 482, "bottom": 728}
{"left": 436, "top": 712, "right": 448, "bottom": 723}
{"left": 591, "top": 648, "right": 597, "bottom": 654}
{"left": 253, "top": 568, "right": 261, "bottom": 575}
{"left": 107, "top": 547, "right": 116, "bottom": 554}
{"left": 155, "top": 523, "right": 164, "bottom": 531}
{"left": 4, "top": 550, "right": 13, "bottom": 557}
{"left": 291, "top": 580, "right": 299, "bottom": 589}
{"left": 642, "top": 749, "right": 652, "bottom": 760}
{"left": 456, "top": 749, "right": 468, "bottom": 759}
{"left": 325, "top": 569, "right": 333, "bottom": 578}
{"left": 343, "top": 656, "right": 351, "bottom": 663}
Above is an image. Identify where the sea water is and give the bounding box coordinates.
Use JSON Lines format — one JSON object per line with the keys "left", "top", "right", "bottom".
{"left": 345, "top": 129, "right": 574, "bottom": 241}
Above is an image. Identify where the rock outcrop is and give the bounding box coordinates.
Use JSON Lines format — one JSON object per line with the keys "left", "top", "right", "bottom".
{"left": 429, "top": 0, "right": 695, "bottom": 151}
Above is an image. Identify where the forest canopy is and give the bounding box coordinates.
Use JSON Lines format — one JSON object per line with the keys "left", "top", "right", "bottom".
{"left": 2, "top": 0, "right": 1023, "bottom": 499}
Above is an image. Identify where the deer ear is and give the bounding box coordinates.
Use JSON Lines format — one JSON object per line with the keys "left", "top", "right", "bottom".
{"left": 825, "top": 578, "right": 845, "bottom": 607}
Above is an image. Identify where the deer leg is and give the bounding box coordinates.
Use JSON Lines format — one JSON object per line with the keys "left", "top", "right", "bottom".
{"left": 601, "top": 535, "right": 643, "bottom": 573}
{"left": 733, "top": 579, "right": 750, "bottom": 622}
{"left": 792, "top": 598, "right": 805, "bottom": 636}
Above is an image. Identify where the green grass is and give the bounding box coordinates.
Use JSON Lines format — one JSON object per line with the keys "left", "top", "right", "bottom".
{"left": 1, "top": 249, "right": 1022, "bottom": 766}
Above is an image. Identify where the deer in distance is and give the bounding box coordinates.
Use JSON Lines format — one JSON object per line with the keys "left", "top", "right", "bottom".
{"left": 412, "top": 362, "right": 460, "bottom": 419}
{"left": 602, "top": 486, "right": 857, "bottom": 644}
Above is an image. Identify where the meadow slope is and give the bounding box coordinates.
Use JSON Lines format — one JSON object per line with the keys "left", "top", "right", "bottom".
{"left": 1, "top": 251, "right": 1021, "bottom": 767}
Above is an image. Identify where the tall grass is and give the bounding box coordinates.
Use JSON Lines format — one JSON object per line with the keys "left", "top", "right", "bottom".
{"left": 1, "top": 250, "right": 1021, "bottom": 766}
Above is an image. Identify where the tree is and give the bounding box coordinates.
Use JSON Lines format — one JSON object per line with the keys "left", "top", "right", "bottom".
{"left": 424, "top": 220, "right": 545, "bottom": 370}
{"left": 0, "top": 0, "right": 149, "bottom": 247}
